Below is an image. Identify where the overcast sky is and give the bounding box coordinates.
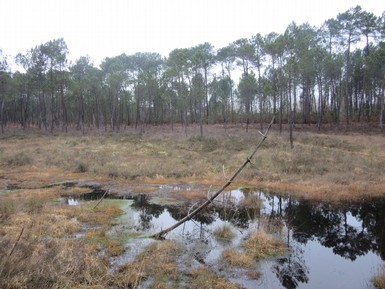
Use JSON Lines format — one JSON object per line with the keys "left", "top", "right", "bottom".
{"left": 1, "top": 0, "right": 384, "bottom": 69}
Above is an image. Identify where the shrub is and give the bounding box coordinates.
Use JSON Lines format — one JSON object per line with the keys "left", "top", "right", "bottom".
{"left": 74, "top": 161, "right": 89, "bottom": 173}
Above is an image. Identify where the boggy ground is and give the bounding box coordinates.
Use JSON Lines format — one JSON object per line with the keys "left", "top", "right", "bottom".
{"left": 0, "top": 123, "right": 385, "bottom": 288}
{"left": 1, "top": 123, "right": 384, "bottom": 202}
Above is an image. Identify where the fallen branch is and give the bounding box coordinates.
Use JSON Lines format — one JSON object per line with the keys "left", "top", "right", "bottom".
{"left": 151, "top": 116, "right": 275, "bottom": 239}
{"left": 9, "top": 227, "right": 24, "bottom": 256}
{"left": 93, "top": 189, "right": 109, "bottom": 209}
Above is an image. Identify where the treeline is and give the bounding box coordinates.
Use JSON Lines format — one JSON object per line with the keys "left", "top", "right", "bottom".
{"left": 0, "top": 5, "right": 384, "bottom": 133}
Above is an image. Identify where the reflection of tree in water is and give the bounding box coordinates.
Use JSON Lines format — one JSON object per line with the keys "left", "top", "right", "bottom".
{"left": 285, "top": 197, "right": 385, "bottom": 261}
{"left": 352, "top": 199, "right": 385, "bottom": 260}
{"left": 129, "top": 192, "right": 385, "bottom": 262}
{"left": 216, "top": 188, "right": 263, "bottom": 228}
{"left": 131, "top": 195, "right": 164, "bottom": 217}
{"left": 131, "top": 194, "right": 165, "bottom": 230}
{"left": 274, "top": 253, "right": 309, "bottom": 289}
{"left": 215, "top": 205, "right": 259, "bottom": 228}
{"left": 127, "top": 191, "right": 385, "bottom": 288}
{"left": 264, "top": 194, "right": 308, "bottom": 289}
{"left": 167, "top": 202, "right": 216, "bottom": 225}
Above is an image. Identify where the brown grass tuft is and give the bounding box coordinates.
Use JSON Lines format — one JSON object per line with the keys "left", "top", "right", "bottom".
{"left": 1, "top": 151, "right": 34, "bottom": 166}
{"left": 246, "top": 270, "right": 262, "bottom": 280}
{"left": 112, "top": 261, "right": 147, "bottom": 288}
{"left": 221, "top": 249, "right": 254, "bottom": 268}
{"left": 75, "top": 203, "right": 122, "bottom": 225}
{"left": 242, "top": 231, "right": 286, "bottom": 260}
{"left": 112, "top": 240, "right": 179, "bottom": 288}
{"left": 188, "top": 266, "right": 242, "bottom": 289}
{"left": 373, "top": 266, "right": 385, "bottom": 289}
{"left": 0, "top": 238, "right": 109, "bottom": 288}
{"left": 0, "top": 183, "right": 126, "bottom": 288}
{"left": 213, "top": 224, "right": 235, "bottom": 242}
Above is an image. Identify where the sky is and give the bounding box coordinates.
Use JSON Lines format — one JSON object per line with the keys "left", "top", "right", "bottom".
{"left": 1, "top": 0, "right": 384, "bottom": 69}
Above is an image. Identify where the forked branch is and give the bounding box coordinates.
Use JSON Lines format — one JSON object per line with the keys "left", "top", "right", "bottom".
{"left": 151, "top": 116, "right": 275, "bottom": 239}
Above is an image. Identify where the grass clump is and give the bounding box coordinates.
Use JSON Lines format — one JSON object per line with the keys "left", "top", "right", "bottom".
{"left": 187, "top": 136, "right": 219, "bottom": 152}
{"left": 0, "top": 232, "right": 109, "bottom": 288}
{"left": 112, "top": 240, "right": 179, "bottom": 288}
{"left": 74, "top": 161, "right": 89, "bottom": 173}
{"left": 188, "top": 266, "right": 242, "bottom": 289}
{"left": 84, "top": 228, "right": 124, "bottom": 257}
{"left": 373, "top": 266, "right": 385, "bottom": 289}
{"left": 1, "top": 151, "right": 33, "bottom": 166}
{"left": 0, "top": 184, "right": 127, "bottom": 288}
{"left": 213, "top": 224, "right": 235, "bottom": 242}
{"left": 221, "top": 249, "right": 254, "bottom": 268}
{"left": 75, "top": 203, "right": 122, "bottom": 225}
{"left": 246, "top": 271, "right": 262, "bottom": 280}
{"left": 242, "top": 231, "right": 286, "bottom": 260}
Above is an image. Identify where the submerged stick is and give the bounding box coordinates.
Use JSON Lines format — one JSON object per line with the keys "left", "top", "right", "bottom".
{"left": 151, "top": 116, "right": 275, "bottom": 239}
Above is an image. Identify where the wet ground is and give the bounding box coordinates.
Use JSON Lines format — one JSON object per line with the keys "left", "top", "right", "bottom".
{"left": 64, "top": 183, "right": 385, "bottom": 289}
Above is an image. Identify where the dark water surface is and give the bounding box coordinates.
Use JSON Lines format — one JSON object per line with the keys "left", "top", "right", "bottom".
{"left": 68, "top": 186, "right": 385, "bottom": 289}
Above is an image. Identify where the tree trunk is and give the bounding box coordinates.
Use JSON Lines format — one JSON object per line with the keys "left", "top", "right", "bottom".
{"left": 381, "top": 86, "right": 384, "bottom": 132}
{"left": 61, "top": 84, "right": 67, "bottom": 132}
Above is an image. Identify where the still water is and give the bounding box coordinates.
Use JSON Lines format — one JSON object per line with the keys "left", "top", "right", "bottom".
{"left": 69, "top": 187, "right": 385, "bottom": 289}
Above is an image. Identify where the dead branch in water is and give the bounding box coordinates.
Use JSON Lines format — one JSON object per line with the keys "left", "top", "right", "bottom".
{"left": 93, "top": 189, "right": 109, "bottom": 209}
{"left": 151, "top": 116, "right": 275, "bottom": 239}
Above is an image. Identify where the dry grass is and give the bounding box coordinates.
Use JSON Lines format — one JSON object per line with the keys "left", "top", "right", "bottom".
{"left": 242, "top": 231, "right": 286, "bottom": 260}
{"left": 0, "top": 184, "right": 127, "bottom": 288}
{"left": 246, "top": 270, "right": 262, "bottom": 280}
{"left": 0, "top": 125, "right": 384, "bottom": 287}
{"left": 221, "top": 248, "right": 254, "bottom": 268}
{"left": 75, "top": 203, "right": 122, "bottom": 225}
{"left": 373, "top": 266, "right": 385, "bottom": 289}
{"left": 188, "top": 266, "right": 243, "bottom": 289}
{"left": 0, "top": 237, "right": 110, "bottom": 289}
{"left": 112, "top": 240, "right": 179, "bottom": 288}
{"left": 1, "top": 125, "right": 384, "bottom": 202}
{"left": 213, "top": 224, "right": 235, "bottom": 242}
{"left": 84, "top": 228, "right": 124, "bottom": 257}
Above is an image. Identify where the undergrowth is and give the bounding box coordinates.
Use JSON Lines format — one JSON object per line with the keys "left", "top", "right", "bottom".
{"left": 0, "top": 126, "right": 384, "bottom": 202}
{"left": 0, "top": 186, "right": 123, "bottom": 288}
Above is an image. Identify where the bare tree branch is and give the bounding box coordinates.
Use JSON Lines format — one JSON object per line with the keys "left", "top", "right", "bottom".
{"left": 151, "top": 116, "right": 275, "bottom": 239}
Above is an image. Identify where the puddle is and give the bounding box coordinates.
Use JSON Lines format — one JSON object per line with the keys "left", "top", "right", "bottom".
{"left": 66, "top": 186, "right": 385, "bottom": 289}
